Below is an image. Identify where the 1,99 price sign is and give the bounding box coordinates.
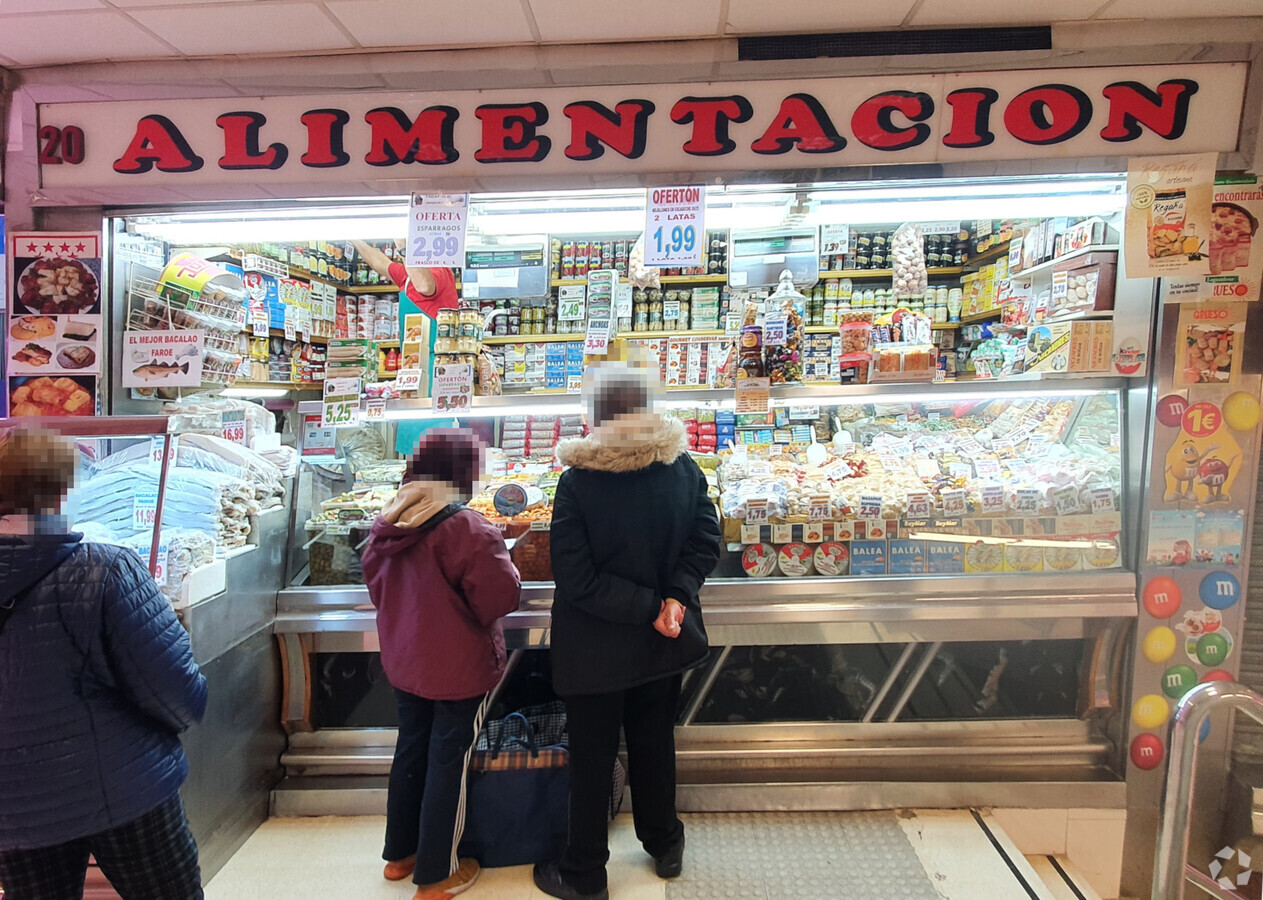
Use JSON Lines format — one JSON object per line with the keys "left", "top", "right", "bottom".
{"left": 645, "top": 185, "right": 704, "bottom": 268}
{"left": 407, "top": 192, "right": 469, "bottom": 268}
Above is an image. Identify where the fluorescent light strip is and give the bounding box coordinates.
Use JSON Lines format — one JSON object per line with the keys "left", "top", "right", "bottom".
{"left": 220, "top": 387, "right": 291, "bottom": 399}
{"left": 383, "top": 401, "right": 581, "bottom": 420}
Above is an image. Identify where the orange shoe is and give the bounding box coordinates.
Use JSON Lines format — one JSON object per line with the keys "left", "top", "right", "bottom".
{"left": 413, "top": 858, "right": 480, "bottom": 899}
{"left": 384, "top": 856, "right": 416, "bottom": 881}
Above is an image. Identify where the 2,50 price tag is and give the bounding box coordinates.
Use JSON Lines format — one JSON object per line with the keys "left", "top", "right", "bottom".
{"left": 645, "top": 185, "right": 704, "bottom": 268}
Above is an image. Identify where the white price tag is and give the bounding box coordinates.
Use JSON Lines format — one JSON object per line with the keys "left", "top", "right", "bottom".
{"left": 284, "top": 319, "right": 297, "bottom": 341}
{"left": 942, "top": 488, "right": 967, "bottom": 516}
{"left": 746, "top": 498, "right": 770, "bottom": 525}
{"left": 949, "top": 462, "right": 972, "bottom": 479}
{"left": 566, "top": 375, "right": 584, "bottom": 393}
{"left": 558, "top": 285, "right": 586, "bottom": 321}
{"left": 1015, "top": 488, "right": 1042, "bottom": 515}
{"left": 395, "top": 368, "right": 422, "bottom": 392}
{"left": 221, "top": 410, "right": 247, "bottom": 444}
{"left": 152, "top": 538, "right": 169, "bottom": 584}
{"left": 808, "top": 494, "right": 832, "bottom": 522}
{"left": 133, "top": 486, "right": 159, "bottom": 531}
{"left": 584, "top": 318, "right": 613, "bottom": 355}
{"left": 974, "top": 458, "right": 1001, "bottom": 480}
{"left": 820, "top": 224, "right": 850, "bottom": 256}
{"left": 407, "top": 192, "right": 469, "bottom": 268}
{"left": 615, "top": 284, "right": 633, "bottom": 318}
{"left": 906, "top": 493, "right": 931, "bottom": 518}
{"left": 645, "top": 185, "right": 705, "bottom": 268}
{"left": 981, "top": 484, "right": 1006, "bottom": 513}
{"left": 1052, "top": 485, "right": 1081, "bottom": 516}
{"left": 150, "top": 436, "right": 177, "bottom": 464}
{"left": 859, "top": 494, "right": 883, "bottom": 520}
{"left": 323, "top": 376, "right": 362, "bottom": 428}
{"left": 915, "top": 459, "right": 941, "bottom": 480}
{"left": 725, "top": 312, "right": 744, "bottom": 335}
{"left": 1090, "top": 488, "right": 1116, "bottom": 512}
{"left": 763, "top": 313, "right": 787, "bottom": 345}
{"left": 364, "top": 398, "right": 387, "bottom": 420}
{"left": 432, "top": 364, "right": 473, "bottom": 413}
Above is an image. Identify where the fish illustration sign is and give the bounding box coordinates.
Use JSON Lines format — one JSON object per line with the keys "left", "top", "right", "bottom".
{"left": 121, "top": 329, "right": 204, "bottom": 388}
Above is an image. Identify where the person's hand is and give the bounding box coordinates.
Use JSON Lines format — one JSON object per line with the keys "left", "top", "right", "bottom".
{"left": 654, "top": 598, "right": 685, "bottom": 638}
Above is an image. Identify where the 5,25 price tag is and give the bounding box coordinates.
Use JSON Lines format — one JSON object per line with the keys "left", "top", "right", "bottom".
{"left": 323, "top": 376, "right": 362, "bottom": 428}
{"left": 645, "top": 185, "right": 705, "bottom": 268}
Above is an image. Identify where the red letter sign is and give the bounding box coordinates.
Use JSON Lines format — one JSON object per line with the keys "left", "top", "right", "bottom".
{"left": 301, "top": 109, "right": 351, "bottom": 168}
{"left": 474, "top": 103, "right": 551, "bottom": 163}
{"left": 113, "top": 115, "right": 204, "bottom": 174}
{"left": 1100, "top": 79, "right": 1199, "bottom": 142}
{"left": 216, "top": 112, "right": 288, "bottom": 170}
{"left": 670, "top": 96, "right": 754, "bottom": 156}
{"left": 942, "top": 88, "right": 999, "bottom": 149}
{"left": 751, "top": 94, "right": 846, "bottom": 155}
{"left": 364, "top": 107, "right": 460, "bottom": 166}
{"left": 563, "top": 100, "right": 655, "bottom": 160}
{"left": 851, "top": 91, "right": 935, "bottom": 151}
{"left": 1004, "top": 85, "right": 1093, "bottom": 146}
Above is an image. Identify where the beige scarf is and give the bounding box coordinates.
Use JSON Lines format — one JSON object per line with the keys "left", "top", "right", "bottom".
{"left": 379, "top": 480, "right": 460, "bottom": 529}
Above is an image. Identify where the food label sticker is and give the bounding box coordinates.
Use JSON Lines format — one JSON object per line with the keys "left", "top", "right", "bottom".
{"left": 740, "top": 524, "right": 762, "bottom": 545}
{"left": 906, "top": 493, "right": 932, "bottom": 518}
{"left": 1090, "top": 488, "right": 1116, "bottom": 512}
{"left": 809, "top": 494, "right": 832, "bottom": 522}
{"left": 322, "top": 376, "right": 362, "bottom": 427}
{"left": 859, "top": 494, "right": 883, "bottom": 520}
{"left": 364, "top": 398, "right": 387, "bottom": 420}
{"left": 949, "top": 462, "right": 972, "bottom": 479}
{"left": 645, "top": 185, "right": 705, "bottom": 268}
{"left": 1016, "top": 488, "right": 1042, "bottom": 514}
{"left": 1052, "top": 485, "right": 1082, "bottom": 515}
{"left": 771, "top": 524, "right": 793, "bottom": 544}
{"left": 133, "top": 486, "right": 159, "bottom": 531}
{"left": 974, "top": 458, "right": 1002, "bottom": 479}
{"left": 746, "top": 498, "right": 769, "bottom": 525}
{"left": 407, "top": 192, "right": 468, "bottom": 268}
{"left": 942, "top": 488, "right": 967, "bottom": 516}
{"left": 981, "top": 484, "right": 1006, "bottom": 513}
{"left": 221, "top": 409, "right": 247, "bottom": 444}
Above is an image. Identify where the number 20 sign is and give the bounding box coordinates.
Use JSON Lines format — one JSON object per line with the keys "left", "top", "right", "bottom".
{"left": 645, "top": 185, "right": 704, "bottom": 268}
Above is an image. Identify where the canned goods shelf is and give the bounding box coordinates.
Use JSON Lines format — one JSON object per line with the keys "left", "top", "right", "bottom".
{"left": 804, "top": 324, "right": 958, "bottom": 334}
{"left": 818, "top": 266, "right": 964, "bottom": 279}
{"left": 482, "top": 333, "right": 586, "bottom": 344}
{"left": 268, "top": 328, "right": 329, "bottom": 345}
{"left": 549, "top": 273, "right": 728, "bottom": 287}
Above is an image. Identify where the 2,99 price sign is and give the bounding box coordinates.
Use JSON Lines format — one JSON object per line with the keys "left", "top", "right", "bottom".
{"left": 645, "top": 185, "right": 704, "bottom": 268}
{"left": 407, "top": 192, "right": 469, "bottom": 268}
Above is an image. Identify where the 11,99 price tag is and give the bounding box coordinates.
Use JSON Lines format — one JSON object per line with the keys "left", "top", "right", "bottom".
{"left": 645, "top": 185, "right": 705, "bottom": 268}
{"left": 133, "top": 486, "right": 159, "bottom": 531}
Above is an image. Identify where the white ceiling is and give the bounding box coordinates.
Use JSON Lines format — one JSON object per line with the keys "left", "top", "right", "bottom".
{"left": 0, "top": 0, "right": 1259, "bottom": 69}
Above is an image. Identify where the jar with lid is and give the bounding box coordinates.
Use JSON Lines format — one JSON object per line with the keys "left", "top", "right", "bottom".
{"left": 824, "top": 296, "right": 839, "bottom": 328}
{"left": 678, "top": 293, "right": 691, "bottom": 330}
{"left": 634, "top": 300, "right": 649, "bottom": 331}
{"left": 435, "top": 336, "right": 458, "bottom": 355}
{"left": 546, "top": 312, "right": 558, "bottom": 334}
{"left": 838, "top": 278, "right": 853, "bottom": 309}
{"left": 948, "top": 288, "right": 963, "bottom": 322}
{"left": 824, "top": 279, "right": 839, "bottom": 303}
{"left": 436, "top": 308, "right": 458, "bottom": 339}
{"left": 508, "top": 308, "right": 521, "bottom": 335}
{"left": 649, "top": 300, "right": 664, "bottom": 331}
{"left": 456, "top": 334, "right": 479, "bottom": 355}
{"left": 861, "top": 288, "right": 876, "bottom": 309}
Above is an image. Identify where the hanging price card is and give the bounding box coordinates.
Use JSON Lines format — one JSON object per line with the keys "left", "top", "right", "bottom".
{"left": 809, "top": 494, "right": 832, "bottom": 522}
{"left": 859, "top": 494, "right": 883, "bottom": 519}
{"left": 1089, "top": 488, "right": 1116, "bottom": 512}
{"left": 1052, "top": 485, "right": 1082, "bottom": 515}
{"left": 941, "top": 488, "right": 967, "bottom": 516}
{"left": 133, "top": 486, "right": 159, "bottom": 531}
{"left": 981, "top": 485, "right": 1006, "bottom": 513}
{"left": 645, "top": 185, "right": 705, "bottom": 268}
{"left": 323, "top": 376, "right": 362, "bottom": 427}
{"left": 906, "top": 493, "right": 932, "bottom": 518}
{"left": 820, "top": 224, "right": 850, "bottom": 256}
{"left": 584, "top": 318, "right": 613, "bottom": 355}
{"left": 432, "top": 364, "right": 473, "bottom": 413}
{"left": 746, "top": 498, "right": 770, "bottom": 525}
{"left": 736, "top": 377, "right": 771, "bottom": 415}
{"left": 763, "top": 313, "right": 787, "bottom": 344}
{"left": 1015, "top": 488, "right": 1042, "bottom": 515}
{"left": 407, "top": 192, "right": 468, "bottom": 268}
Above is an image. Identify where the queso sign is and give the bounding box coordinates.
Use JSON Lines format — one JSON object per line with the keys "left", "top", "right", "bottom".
{"left": 34, "top": 63, "right": 1248, "bottom": 199}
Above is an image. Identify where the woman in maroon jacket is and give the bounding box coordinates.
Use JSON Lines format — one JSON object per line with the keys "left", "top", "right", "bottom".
{"left": 361, "top": 429, "right": 521, "bottom": 900}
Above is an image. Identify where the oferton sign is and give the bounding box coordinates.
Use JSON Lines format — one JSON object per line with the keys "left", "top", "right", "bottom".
{"left": 35, "top": 63, "right": 1247, "bottom": 192}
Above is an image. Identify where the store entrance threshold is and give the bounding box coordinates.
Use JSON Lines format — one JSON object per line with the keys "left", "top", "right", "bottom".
{"left": 202, "top": 810, "right": 1111, "bottom": 900}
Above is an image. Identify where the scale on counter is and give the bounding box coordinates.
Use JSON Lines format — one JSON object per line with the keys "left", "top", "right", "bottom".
{"left": 462, "top": 241, "right": 549, "bottom": 300}
{"left": 727, "top": 227, "right": 818, "bottom": 289}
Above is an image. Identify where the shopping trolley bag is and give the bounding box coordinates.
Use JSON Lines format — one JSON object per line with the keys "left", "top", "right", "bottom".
{"left": 458, "top": 712, "right": 569, "bottom": 868}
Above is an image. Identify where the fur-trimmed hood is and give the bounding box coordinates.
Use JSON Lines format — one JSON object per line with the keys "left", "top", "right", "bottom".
{"left": 556, "top": 414, "right": 689, "bottom": 473}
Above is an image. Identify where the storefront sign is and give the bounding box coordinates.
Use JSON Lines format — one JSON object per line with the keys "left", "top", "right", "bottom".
{"left": 1166, "top": 176, "right": 1263, "bottom": 303}
{"left": 121, "top": 329, "right": 205, "bottom": 388}
{"left": 406, "top": 192, "right": 468, "bottom": 268}
{"left": 645, "top": 185, "right": 704, "bottom": 268}
{"left": 322, "top": 376, "right": 362, "bottom": 427}
{"left": 431, "top": 363, "right": 473, "bottom": 413}
{"left": 1124, "top": 153, "right": 1217, "bottom": 278}
{"left": 35, "top": 64, "right": 1247, "bottom": 197}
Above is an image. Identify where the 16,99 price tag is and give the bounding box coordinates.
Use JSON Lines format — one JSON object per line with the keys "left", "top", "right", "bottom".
{"left": 645, "top": 185, "right": 705, "bottom": 268}
{"left": 221, "top": 410, "right": 247, "bottom": 444}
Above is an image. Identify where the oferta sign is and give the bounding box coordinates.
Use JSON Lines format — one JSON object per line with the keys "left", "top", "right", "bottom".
{"left": 36, "top": 63, "right": 1246, "bottom": 197}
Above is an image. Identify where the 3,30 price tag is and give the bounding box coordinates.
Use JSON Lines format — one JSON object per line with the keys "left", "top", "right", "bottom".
{"left": 645, "top": 185, "right": 705, "bottom": 268}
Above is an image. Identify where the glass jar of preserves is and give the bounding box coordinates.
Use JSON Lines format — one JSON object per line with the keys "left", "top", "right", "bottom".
{"left": 434, "top": 336, "right": 458, "bottom": 355}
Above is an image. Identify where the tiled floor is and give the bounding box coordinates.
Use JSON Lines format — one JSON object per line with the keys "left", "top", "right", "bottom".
{"left": 204, "top": 811, "right": 1080, "bottom": 900}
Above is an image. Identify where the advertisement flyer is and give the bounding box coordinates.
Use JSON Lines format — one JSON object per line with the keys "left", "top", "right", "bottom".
{"left": 1125, "top": 153, "right": 1216, "bottom": 279}
{"left": 121, "top": 330, "right": 205, "bottom": 388}
{"left": 432, "top": 363, "right": 473, "bottom": 413}
{"left": 7, "top": 232, "right": 101, "bottom": 417}
{"left": 644, "top": 185, "right": 705, "bottom": 268}
{"left": 1174, "top": 301, "right": 1247, "bottom": 386}
{"left": 1165, "top": 175, "right": 1263, "bottom": 303}
{"left": 407, "top": 192, "right": 468, "bottom": 269}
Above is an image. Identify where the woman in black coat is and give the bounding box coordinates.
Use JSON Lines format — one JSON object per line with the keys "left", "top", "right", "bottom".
{"left": 534, "top": 364, "right": 721, "bottom": 900}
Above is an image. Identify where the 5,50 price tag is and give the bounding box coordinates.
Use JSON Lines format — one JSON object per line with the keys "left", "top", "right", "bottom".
{"left": 645, "top": 185, "right": 704, "bottom": 268}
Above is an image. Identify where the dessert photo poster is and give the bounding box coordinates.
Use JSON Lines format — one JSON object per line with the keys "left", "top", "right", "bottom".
{"left": 1125, "top": 153, "right": 1216, "bottom": 279}
{"left": 1166, "top": 176, "right": 1263, "bottom": 304}
{"left": 7, "top": 233, "right": 102, "bottom": 417}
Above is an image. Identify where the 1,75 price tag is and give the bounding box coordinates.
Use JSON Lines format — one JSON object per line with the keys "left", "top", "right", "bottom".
{"left": 645, "top": 185, "right": 705, "bottom": 268}
{"left": 746, "top": 498, "right": 769, "bottom": 525}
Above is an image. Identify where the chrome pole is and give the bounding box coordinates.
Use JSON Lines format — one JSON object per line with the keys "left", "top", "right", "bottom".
{"left": 885, "top": 641, "right": 944, "bottom": 723}
{"left": 861, "top": 642, "right": 919, "bottom": 724}
{"left": 681, "top": 646, "right": 733, "bottom": 726}
{"left": 1152, "top": 681, "right": 1263, "bottom": 900}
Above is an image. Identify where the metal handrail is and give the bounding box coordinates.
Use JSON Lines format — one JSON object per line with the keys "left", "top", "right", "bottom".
{"left": 1152, "top": 681, "right": 1263, "bottom": 900}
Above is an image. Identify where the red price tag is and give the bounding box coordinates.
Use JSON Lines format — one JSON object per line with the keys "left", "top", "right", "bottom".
{"left": 1182, "top": 401, "right": 1222, "bottom": 438}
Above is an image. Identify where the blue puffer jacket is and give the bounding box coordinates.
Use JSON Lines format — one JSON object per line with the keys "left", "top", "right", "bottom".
{"left": 0, "top": 525, "right": 208, "bottom": 850}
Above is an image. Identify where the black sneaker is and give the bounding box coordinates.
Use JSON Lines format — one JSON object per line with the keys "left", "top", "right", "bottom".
{"left": 532, "top": 861, "right": 609, "bottom": 900}
{"left": 653, "top": 835, "right": 685, "bottom": 879}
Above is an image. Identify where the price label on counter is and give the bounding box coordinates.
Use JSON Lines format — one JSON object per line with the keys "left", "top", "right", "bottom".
{"left": 974, "top": 458, "right": 1001, "bottom": 480}
{"left": 221, "top": 410, "right": 247, "bottom": 444}
{"left": 364, "top": 398, "right": 387, "bottom": 421}
{"left": 1052, "top": 485, "right": 1081, "bottom": 515}
{"left": 432, "top": 364, "right": 473, "bottom": 413}
{"left": 915, "top": 459, "right": 941, "bottom": 480}
{"left": 1051, "top": 271, "right": 1069, "bottom": 305}
{"left": 395, "top": 368, "right": 423, "bottom": 392}
{"left": 323, "top": 377, "right": 362, "bottom": 428}
{"left": 133, "top": 486, "right": 159, "bottom": 532}
{"left": 941, "top": 488, "right": 967, "bottom": 516}
{"left": 906, "top": 493, "right": 931, "bottom": 518}
{"left": 808, "top": 494, "right": 832, "bottom": 522}
{"left": 1015, "top": 488, "right": 1042, "bottom": 515}
{"left": 859, "top": 494, "right": 883, "bottom": 520}
{"left": 746, "top": 498, "right": 769, "bottom": 525}
{"left": 981, "top": 485, "right": 1006, "bottom": 513}
{"left": 407, "top": 192, "right": 468, "bottom": 268}
{"left": 645, "top": 185, "right": 705, "bottom": 268}
{"left": 879, "top": 454, "right": 902, "bottom": 471}
{"left": 820, "top": 224, "right": 849, "bottom": 256}
{"left": 1090, "top": 488, "right": 1116, "bottom": 512}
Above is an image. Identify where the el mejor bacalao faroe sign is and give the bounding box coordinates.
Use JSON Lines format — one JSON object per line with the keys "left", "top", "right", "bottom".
{"left": 35, "top": 63, "right": 1247, "bottom": 193}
